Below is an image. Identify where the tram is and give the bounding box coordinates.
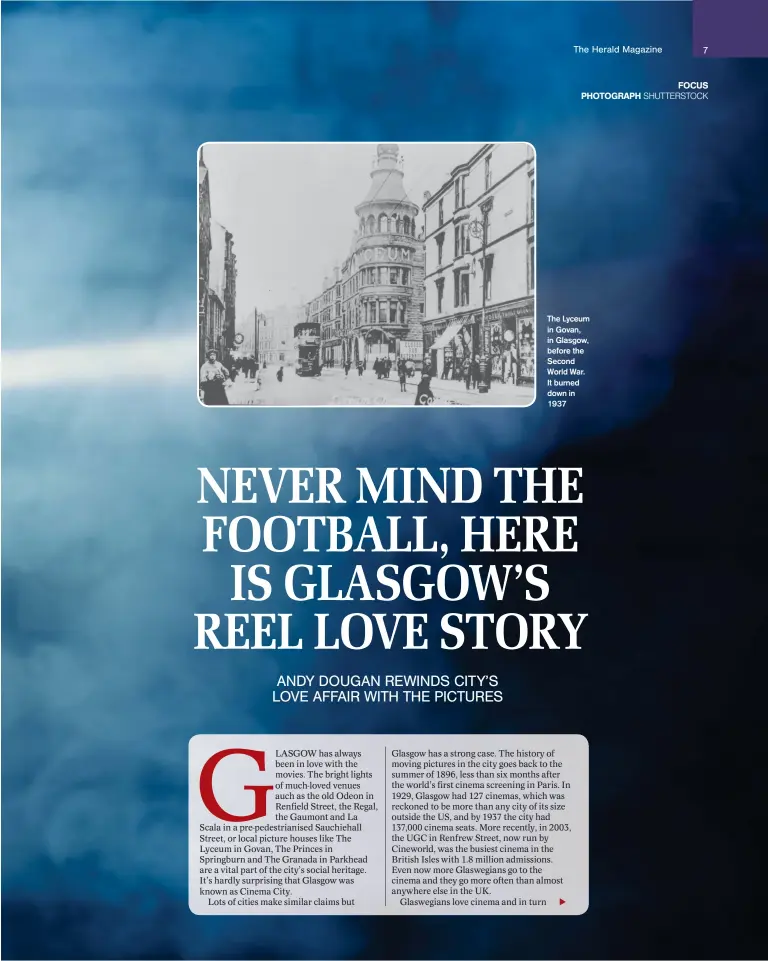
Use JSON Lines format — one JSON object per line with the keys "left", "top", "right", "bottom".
{"left": 293, "top": 321, "right": 322, "bottom": 377}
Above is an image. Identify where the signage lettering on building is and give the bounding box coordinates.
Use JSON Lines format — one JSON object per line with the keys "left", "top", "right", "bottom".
{"left": 355, "top": 246, "right": 411, "bottom": 270}
{"left": 485, "top": 301, "right": 534, "bottom": 326}
{"left": 400, "top": 340, "right": 422, "bottom": 358}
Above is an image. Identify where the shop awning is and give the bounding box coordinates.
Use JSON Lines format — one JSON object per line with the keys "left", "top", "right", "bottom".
{"left": 430, "top": 322, "right": 464, "bottom": 353}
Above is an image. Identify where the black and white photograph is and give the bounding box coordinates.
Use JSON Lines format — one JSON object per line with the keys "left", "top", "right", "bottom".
{"left": 198, "top": 142, "right": 536, "bottom": 407}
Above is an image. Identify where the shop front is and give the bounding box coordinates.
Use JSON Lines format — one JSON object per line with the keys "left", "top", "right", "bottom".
{"left": 480, "top": 298, "right": 535, "bottom": 385}
{"left": 424, "top": 315, "right": 474, "bottom": 379}
{"left": 364, "top": 327, "right": 399, "bottom": 362}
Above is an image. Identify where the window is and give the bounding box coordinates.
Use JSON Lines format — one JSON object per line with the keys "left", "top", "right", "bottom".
{"left": 390, "top": 301, "right": 398, "bottom": 324}
{"left": 485, "top": 155, "right": 492, "bottom": 191}
{"left": 454, "top": 223, "right": 470, "bottom": 256}
{"left": 438, "top": 198, "right": 444, "bottom": 226}
{"left": 390, "top": 268, "right": 399, "bottom": 285}
{"left": 454, "top": 270, "right": 470, "bottom": 308}
{"left": 529, "top": 244, "right": 536, "bottom": 292}
{"left": 436, "top": 278, "right": 445, "bottom": 313}
{"left": 530, "top": 177, "right": 535, "bottom": 223}
{"left": 379, "top": 213, "right": 388, "bottom": 233}
{"left": 455, "top": 179, "right": 460, "bottom": 208}
{"left": 483, "top": 255, "right": 494, "bottom": 302}
{"left": 461, "top": 175, "right": 466, "bottom": 208}
{"left": 460, "top": 271, "right": 470, "bottom": 306}
{"left": 436, "top": 234, "right": 444, "bottom": 265}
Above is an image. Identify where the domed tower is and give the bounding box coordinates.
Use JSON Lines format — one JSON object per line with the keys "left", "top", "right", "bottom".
{"left": 346, "top": 144, "right": 425, "bottom": 365}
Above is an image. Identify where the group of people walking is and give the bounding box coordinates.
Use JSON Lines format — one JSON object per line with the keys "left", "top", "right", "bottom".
{"left": 343, "top": 357, "right": 367, "bottom": 377}
{"left": 199, "top": 350, "right": 284, "bottom": 405}
{"left": 440, "top": 346, "right": 518, "bottom": 389}
{"left": 440, "top": 353, "right": 486, "bottom": 390}
{"left": 373, "top": 357, "right": 393, "bottom": 379}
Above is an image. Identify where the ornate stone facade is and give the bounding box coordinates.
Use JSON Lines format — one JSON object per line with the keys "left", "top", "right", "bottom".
{"left": 308, "top": 144, "right": 425, "bottom": 367}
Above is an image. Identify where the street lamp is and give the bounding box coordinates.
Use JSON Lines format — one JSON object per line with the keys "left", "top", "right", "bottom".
{"left": 469, "top": 197, "right": 494, "bottom": 393}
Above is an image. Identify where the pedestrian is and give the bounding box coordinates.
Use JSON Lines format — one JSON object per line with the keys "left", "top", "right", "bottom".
{"left": 463, "top": 356, "right": 472, "bottom": 391}
{"left": 277, "top": 366, "right": 284, "bottom": 383}
{"left": 344, "top": 360, "right": 351, "bottom": 377}
{"left": 415, "top": 373, "right": 434, "bottom": 406}
{"left": 199, "top": 350, "right": 230, "bottom": 405}
{"left": 357, "top": 359, "right": 364, "bottom": 377}
{"left": 508, "top": 343, "right": 518, "bottom": 385}
{"left": 471, "top": 354, "right": 480, "bottom": 390}
{"left": 255, "top": 369, "right": 263, "bottom": 391}
{"left": 398, "top": 360, "right": 407, "bottom": 393}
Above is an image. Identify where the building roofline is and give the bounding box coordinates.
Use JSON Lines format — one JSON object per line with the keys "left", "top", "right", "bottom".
{"left": 422, "top": 144, "right": 493, "bottom": 211}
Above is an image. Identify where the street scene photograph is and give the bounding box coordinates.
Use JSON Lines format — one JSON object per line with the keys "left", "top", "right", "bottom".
{"left": 198, "top": 142, "right": 536, "bottom": 407}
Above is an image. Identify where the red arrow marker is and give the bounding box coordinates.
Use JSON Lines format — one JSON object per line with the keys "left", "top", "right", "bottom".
{"left": 559, "top": 898, "right": 566, "bottom": 905}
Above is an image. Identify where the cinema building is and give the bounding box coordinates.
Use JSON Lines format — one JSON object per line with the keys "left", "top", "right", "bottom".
{"left": 421, "top": 143, "right": 535, "bottom": 385}
{"left": 309, "top": 144, "right": 425, "bottom": 368}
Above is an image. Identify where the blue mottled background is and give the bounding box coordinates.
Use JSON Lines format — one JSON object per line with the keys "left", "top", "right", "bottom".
{"left": 2, "top": 2, "right": 766, "bottom": 959}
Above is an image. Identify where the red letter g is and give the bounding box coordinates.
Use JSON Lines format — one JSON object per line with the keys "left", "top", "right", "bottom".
{"left": 199, "top": 748, "right": 274, "bottom": 822}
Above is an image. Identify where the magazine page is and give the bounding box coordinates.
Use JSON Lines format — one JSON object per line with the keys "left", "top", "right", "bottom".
{"left": 1, "top": 2, "right": 765, "bottom": 960}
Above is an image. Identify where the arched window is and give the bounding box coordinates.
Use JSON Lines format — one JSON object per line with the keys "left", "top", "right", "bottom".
{"left": 403, "top": 216, "right": 411, "bottom": 236}
{"left": 395, "top": 216, "right": 402, "bottom": 234}
{"left": 379, "top": 213, "right": 388, "bottom": 233}
{"left": 367, "top": 215, "right": 375, "bottom": 234}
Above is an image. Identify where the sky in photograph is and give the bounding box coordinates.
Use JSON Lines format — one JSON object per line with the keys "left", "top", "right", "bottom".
{"left": 203, "top": 142, "right": 485, "bottom": 317}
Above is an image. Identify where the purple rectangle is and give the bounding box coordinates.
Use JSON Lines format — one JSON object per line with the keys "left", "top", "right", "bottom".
{"left": 694, "top": 0, "right": 768, "bottom": 58}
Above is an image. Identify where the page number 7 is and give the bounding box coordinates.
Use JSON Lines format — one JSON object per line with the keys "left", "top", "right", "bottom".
{"left": 703, "top": 45, "right": 708, "bottom": 53}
